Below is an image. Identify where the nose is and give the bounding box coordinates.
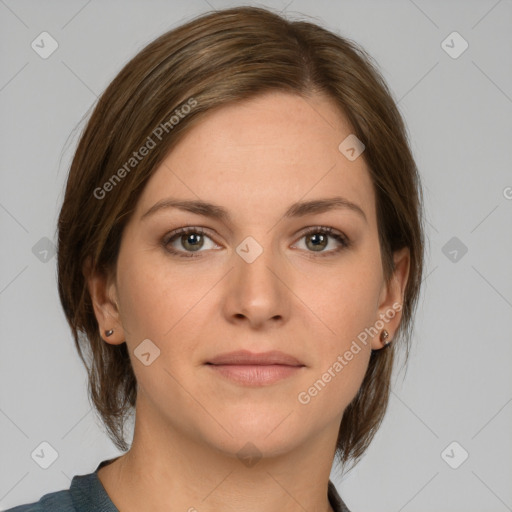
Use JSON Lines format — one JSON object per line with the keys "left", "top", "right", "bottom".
{"left": 221, "top": 238, "right": 290, "bottom": 330}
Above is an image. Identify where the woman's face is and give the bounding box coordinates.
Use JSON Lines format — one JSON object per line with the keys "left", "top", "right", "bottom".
{"left": 93, "top": 91, "right": 409, "bottom": 458}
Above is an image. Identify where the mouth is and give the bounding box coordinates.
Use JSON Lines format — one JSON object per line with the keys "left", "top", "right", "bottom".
{"left": 205, "top": 350, "right": 305, "bottom": 386}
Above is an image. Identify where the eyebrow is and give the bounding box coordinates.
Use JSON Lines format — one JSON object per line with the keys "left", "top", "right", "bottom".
{"left": 140, "top": 196, "right": 367, "bottom": 224}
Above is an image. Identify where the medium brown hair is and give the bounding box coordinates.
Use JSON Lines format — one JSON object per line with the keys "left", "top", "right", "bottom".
{"left": 57, "top": 5, "right": 424, "bottom": 468}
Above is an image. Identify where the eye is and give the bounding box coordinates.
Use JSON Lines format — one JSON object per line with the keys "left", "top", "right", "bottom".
{"left": 162, "top": 227, "right": 219, "bottom": 258}
{"left": 293, "top": 226, "right": 350, "bottom": 257}
{"left": 162, "top": 225, "right": 350, "bottom": 259}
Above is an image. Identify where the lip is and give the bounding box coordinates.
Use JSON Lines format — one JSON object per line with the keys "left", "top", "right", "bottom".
{"left": 205, "top": 350, "right": 305, "bottom": 386}
{"left": 206, "top": 350, "right": 305, "bottom": 367}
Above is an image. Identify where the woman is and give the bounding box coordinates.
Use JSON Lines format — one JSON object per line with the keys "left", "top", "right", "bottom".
{"left": 7, "top": 5, "right": 424, "bottom": 511}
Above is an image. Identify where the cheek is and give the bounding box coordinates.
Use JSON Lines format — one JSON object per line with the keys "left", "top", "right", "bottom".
{"left": 296, "top": 281, "right": 375, "bottom": 417}
{"left": 305, "top": 257, "right": 383, "bottom": 347}
{"left": 298, "top": 255, "right": 381, "bottom": 393}
{"left": 115, "top": 257, "right": 205, "bottom": 400}
{"left": 115, "top": 248, "right": 181, "bottom": 340}
{"left": 116, "top": 248, "right": 218, "bottom": 359}
{"left": 296, "top": 337, "right": 371, "bottom": 426}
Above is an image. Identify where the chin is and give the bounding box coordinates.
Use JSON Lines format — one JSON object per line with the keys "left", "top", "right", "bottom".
{"left": 204, "top": 413, "right": 308, "bottom": 460}
{"left": 209, "top": 433, "right": 303, "bottom": 464}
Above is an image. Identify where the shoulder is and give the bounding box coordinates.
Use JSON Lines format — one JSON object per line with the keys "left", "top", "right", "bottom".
{"left": 328, "top": 480, "right": 352, "bottom": 512}
{"left": 3, "top": 489, "right": 75, "bottom": 511}
{"left": 4, "top": 460, "right": 119, "bottom": 512}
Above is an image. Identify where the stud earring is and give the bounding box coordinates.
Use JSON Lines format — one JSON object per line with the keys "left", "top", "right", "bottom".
{"left": 380, "top": 329, "right": 391, "bottom": 347}
{"left": 105, "top": 329, "right": 114, "bottom": 337}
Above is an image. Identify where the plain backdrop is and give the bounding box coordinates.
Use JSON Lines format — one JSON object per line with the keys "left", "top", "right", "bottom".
{"left": 1, "top": 1, "right": 511, "bottom": 511}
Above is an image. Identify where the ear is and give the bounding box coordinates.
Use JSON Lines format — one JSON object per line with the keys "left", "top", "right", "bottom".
{"left": 371, "top": 247, "right": 410, "bottom": 350}
{"left": 83, "top": 256, "right": 125, "bottom": 345}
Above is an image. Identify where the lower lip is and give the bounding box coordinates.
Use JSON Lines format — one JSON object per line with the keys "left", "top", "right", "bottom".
{"left": 207, "top": 364, "right": 304, "bottom": 386}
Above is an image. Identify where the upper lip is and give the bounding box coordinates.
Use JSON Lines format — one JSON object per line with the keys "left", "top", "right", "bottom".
{"left": 206, "top": 350, "right": 305, "bottom": 366}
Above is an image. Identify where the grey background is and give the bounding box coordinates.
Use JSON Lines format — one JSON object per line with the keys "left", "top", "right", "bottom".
{"left": 1, "top": 1, "right": 511, "bottom": 511}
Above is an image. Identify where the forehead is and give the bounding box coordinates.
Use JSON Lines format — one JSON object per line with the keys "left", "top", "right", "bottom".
{"left": 135, "top": 91, "right": 376, "bottom": 228}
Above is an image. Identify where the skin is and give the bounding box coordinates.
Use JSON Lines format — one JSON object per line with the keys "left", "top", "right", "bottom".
{"left": 88, "top": 90, "right": 410, "bottom": 512}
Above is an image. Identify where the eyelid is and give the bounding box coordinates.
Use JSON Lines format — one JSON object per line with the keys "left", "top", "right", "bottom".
{"left": 296, "top": 225, "right": 345, "bottom": 239}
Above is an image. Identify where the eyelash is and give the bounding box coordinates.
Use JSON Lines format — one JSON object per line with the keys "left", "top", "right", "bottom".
{"left": 162, "top": 226, "right": 351, "bottom": 259}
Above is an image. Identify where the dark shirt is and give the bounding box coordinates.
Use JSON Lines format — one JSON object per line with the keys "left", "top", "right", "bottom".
{"left": 5, "top": 458, "right": 351, "bottom": 511}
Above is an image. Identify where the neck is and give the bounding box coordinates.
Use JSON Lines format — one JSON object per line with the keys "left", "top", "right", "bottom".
{"left": 97, "top": 394, "right": 339, "bottom": 512}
